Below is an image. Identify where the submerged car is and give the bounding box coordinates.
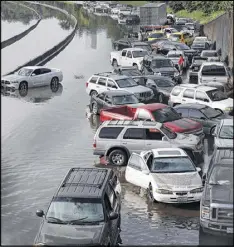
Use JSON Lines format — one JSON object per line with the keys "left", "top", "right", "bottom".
{"left": 90, "top": 90, "right": 143, "bottom": 114}
{"left": 1, "top": 66, "right": 63, "bottom": 91}
{"left": 125, "top": 148, "right": 203, "bottom": 203}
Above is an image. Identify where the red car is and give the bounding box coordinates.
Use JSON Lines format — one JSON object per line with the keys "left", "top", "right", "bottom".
{"left": 100, "top": 103, "right": 205, "bottom": 138}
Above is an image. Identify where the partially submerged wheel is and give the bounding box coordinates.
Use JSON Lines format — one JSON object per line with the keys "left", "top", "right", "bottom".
{"left": 147, "top": 183, "right": 156, "bottom": 202}
{"left": 50, "top": 77, "right": 59, "bottom": 92}
{"left": 19, "top": 81, "right": 28, "bottom": 97}
{"left": 108, "top": 149, "right": 127, "bottom": 166}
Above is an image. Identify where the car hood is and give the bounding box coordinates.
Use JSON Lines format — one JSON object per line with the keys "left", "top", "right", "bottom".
{"left": 123, "top": 85, "right": 152, "bottom": 94}
{"left": 211, "top": 98, "right": 233, "bottom": 109}
{"left": 215, "top": 138, "right": 233, "bottom": 148}
{"left": 209, "top": 185, "right": 233, "bottom": 203}
{"left": 1, "top": 73, "right": 22, "bottom": 81}
{"left": 164, "top": 118, "right": 202, "bottom": 133}
{"left": 152, "top": 172, "right": 202, "bottom": 190}
{"left": 36, "top": 222, "right": 104, "bottom": 245}
{"left": 151, "top": 67, "right": 176, "bottom": 73}
{"left": 174, "top": 132, "right": 201, "bottom": 145}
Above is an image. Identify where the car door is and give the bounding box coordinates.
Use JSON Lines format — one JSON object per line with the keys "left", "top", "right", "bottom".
{"left": 144, "top": 128, "right": 171, "bottom": 150}
{"left": 30, "top": 68, "right": 44, "bottom": 87}
{"left": 96, "top": 77, "right": 108, "bottom": 94}
{"left": 122, "top": 128, "right": 145, "bottom": 153}
{"left": 126, "top": 51, "right": 133, "bottom": 66}
{"left": 125, "top": 152, "right": 150, "bottom": 189}
{"left": 194, "top": 90, "right": 210, "bottom": 107}
{"left": 181, "top": 88, "right": 195, "bottom": 104}
{"left": 120, "top": 50, "right": 128, "bottom": 66}
{"left": 40, "top": 68, "right": 52, "bottom": 86}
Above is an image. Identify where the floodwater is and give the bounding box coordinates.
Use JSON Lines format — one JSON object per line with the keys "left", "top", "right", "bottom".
{"left": 1, "top": 4, "right": 232, "bottom": 246}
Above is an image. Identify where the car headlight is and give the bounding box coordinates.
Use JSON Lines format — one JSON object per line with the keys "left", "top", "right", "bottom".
{"left": 190, "top": 187, "right": 203, "bottom": 193}
{"left": 201, "top": 206, "right": 210, "bottom": 219}
{"left": 155, "top": 188, "right": 173, "bottom": 194}
{"left": 174, "top": 71, "right": 179, "bottom": 77}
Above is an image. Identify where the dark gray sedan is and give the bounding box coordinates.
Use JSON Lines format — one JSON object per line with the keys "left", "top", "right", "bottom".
{"left": 90, "top": 90, "right": 143, "bottom": 114}
{"left": 174, "top": 103, "right": 232, "bottom": 135}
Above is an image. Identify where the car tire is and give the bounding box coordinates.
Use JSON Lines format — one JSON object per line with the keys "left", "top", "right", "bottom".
{"left": 50, "top": 77, "right": 59, "bottom": 92}
{"left": 90, "top": 90, "right": 98, "bottom": 97}
{"left": 210, "top": 126, "right": 216, "bottom": 135}
{"left": 108, "top": 149, "right": 127, "bottom": 166}
{"left": 147, "top": 183, "right": 156, "bottom": 202}
{"left": 158, "top": 93, "right": 164, "bottom": 103}
{"left": 19, "top": 81, "right": 28, "bottom": 97}
{"left": 92, "top": 102, "right": 98, "bottom": 115}
{"left": 112, "top": 59, "right": 118, "bottom": 68}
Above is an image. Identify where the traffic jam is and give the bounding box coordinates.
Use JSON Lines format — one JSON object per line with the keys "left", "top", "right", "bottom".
{"left": 1, "top": 2, "right": 233, "bottom": 246}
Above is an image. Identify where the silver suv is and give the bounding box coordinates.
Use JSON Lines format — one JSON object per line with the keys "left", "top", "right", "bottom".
{"left": 93, "top": 120, "right": 204, "bottom": 166}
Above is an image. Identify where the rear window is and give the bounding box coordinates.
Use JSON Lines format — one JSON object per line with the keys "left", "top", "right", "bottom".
{"left": 89, "top": 76, "right": 99, "bottom": 84}
{"left": 202, "top": 51, "right": 218, "bottom": 57}
{"left": 171, "top": 87, "right": 182, "bottom": 96}
{"left": 99, "top": 127, "right": 123, "bottom": 139}
{"left": 201, "top": 65, "right": 227, "bottom": 76}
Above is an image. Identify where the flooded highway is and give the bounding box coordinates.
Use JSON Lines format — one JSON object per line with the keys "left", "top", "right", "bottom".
{"left": 1, "top": 2, "right": 73, "bottom": 75}
{"left": 1, "top": 3, "right": 232, "bottom": 246}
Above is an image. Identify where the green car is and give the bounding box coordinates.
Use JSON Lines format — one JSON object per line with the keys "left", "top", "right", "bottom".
{"left": 174, "top": 103, "right": 232, "bottom": 135}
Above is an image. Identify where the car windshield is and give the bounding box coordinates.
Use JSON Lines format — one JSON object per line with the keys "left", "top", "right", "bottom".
{"left": 192, "top": 59, "right": 206, "bottom": 65}
{"left": 201, "top": 107, "right": 221, "bottom": 118}
{"left": 174, "top": 43, "right": 190, "bottom": 50}
{"left": 46, "top": 197, "right": 104, "bottom": 225}
{"left": 18, "top": 68, "right": 33, "bottom": 76}
{"left": 219, "top": 125, "right": 234, "bottom": 139}
{"left": 151, "top": 107, "right": 181, "bottom": 123}
{"left": 154, "top": 78, "right": 174, "bottom": 87}
{"left": 209, "top": 166, "right": 233, "bottom": 185}
{"left": 168, "top": 53, "right": 181, "bottom": 58}
{"left": 150, "top": 33, "right": 164, "bottom": 38}
{"left": 115, "top": 78, "right": 138, "bottom": 88}
{"left": 151, "top": 59, "right": 173, "bottom": 68}
{"left": 151, "top": 157, "right": 196, "bottom": 173}
{"left": 134, "top": 45, "right": 151, "bottom": 51}
{"left": 202, "top": 51, "right": 218, "bottom": 57}
{"left": 132, "top": 50, "right": 148, "bottom": 58}
{"left": 206, "top": 89, "right": 228, "bottom": 101}
{"left": 112, "top": 94, "right": 139, "bottom": 105}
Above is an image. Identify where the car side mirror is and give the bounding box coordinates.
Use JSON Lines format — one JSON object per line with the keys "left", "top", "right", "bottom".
{"left": 31, "top": 73, "right": 36, "bottom": 76}
{"left": 142, "top": 170, "right": 149, "bottom": 175}
{"left": 36, "top": 209, "right": 44, "bottom": 217}
{"left": 109, "top": 212, "right": 119, "bottom": 220}
{"left": 196, "top": 167, "right": 201, "bottom": 172}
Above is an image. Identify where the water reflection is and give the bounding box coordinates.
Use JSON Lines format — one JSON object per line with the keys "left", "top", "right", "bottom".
{"left": 1, "top": 84, "right": 63, "bottom": 104}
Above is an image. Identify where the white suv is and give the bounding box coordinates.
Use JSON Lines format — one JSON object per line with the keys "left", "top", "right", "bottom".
{"left": 168, "top": 84, "right": 233, "bottom": 114}
{"left": 85, "top": 72, "right": 154, "bottom": 102}
{"left": 198, "top": 62, "right": 231, "bottom": 84}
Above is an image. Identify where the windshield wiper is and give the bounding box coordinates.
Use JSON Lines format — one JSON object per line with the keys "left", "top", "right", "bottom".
{"left": 46, "top": 217, "right": 66, "bottom": 224}
{"left": 68, "top": 217, "right": 90, "bottom": 225}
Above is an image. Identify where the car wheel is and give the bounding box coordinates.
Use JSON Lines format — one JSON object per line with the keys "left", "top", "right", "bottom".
{"left": 112, "top": 59, "right": 118, "bottom": 68}
{"left": 158, "top": 93, "right": 164, "bottom": 103}
{"left": 50, "top": 77, "right": 59, "bottom": 92}
{"left": 210, "top": 126, "right": 216, "bottom": 135}
{"left": 92, "top": 102, "right": 98, "bottom": 115}
{"left": 90, "top": 90, "right": 98, "bottom": 97}
{"left": 19, "top": 81, "right": 28, "bottom": 97}
{"left": 108, "top": 149, "right": 127, "bottom": 166}
{"left": 147, "top": 183, "right": 156, "bottom": 202}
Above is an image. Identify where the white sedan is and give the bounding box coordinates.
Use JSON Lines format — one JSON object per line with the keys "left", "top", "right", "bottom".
{"left": 1, "top": 66, "right": 63, "bottom": 92}
{"left": 125, "top": 148, "right": 203, "bottom": 204}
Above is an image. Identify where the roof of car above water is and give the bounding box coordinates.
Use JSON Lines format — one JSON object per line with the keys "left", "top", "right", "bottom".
{"left": 174, "top": 103, "right": 207, "bottom": 109}
{"left": 151, "top": 148, "right": 188, "bottom": 158}
{"left": 56, "top": 167, "right": 113, "bottom": 199}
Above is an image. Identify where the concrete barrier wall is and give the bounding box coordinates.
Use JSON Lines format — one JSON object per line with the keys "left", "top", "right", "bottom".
{"left": 203, "top": 11, "right": 233, "bottom": 70}
{"left": 1, "top": 1, "right": 42, "bottom": 49}
{"left": 4, "top": 1, "right": 78, "bottom": 76}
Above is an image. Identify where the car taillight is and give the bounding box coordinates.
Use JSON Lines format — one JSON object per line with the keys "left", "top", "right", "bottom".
{"left": 93, "top": 139, "right": 96, "bottom": 148}
{"left": 86, "top": 82, "right": 89, "bottom": 87}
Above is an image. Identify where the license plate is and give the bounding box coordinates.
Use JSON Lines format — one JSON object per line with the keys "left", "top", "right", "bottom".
{"left": 177, "top": 197, "right": 188, "bottom": 202}
{"left": 227, "top": 228, "right": 233, "bottom": 233}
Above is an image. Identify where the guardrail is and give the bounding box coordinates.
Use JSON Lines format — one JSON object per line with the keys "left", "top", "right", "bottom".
{"left": 4, "top": 1, "right": 78, "bottom": 76}
{"left": 1, "top": 1, "right": 42, "bottom": 49}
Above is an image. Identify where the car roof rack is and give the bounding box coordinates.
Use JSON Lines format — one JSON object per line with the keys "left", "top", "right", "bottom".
{"left": 107, "top": 120, "right": 139, "bottom": 126}
{"left": 94, "top": 72, "right": 114, "bottom": 77}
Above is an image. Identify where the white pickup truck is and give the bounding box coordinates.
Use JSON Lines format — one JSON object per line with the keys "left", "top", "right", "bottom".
{"left": 110, "top": 48, "right": 149, "bottom": 71}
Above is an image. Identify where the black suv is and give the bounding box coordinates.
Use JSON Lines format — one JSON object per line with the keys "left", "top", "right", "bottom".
{"left": 142, "top": 55, "right": 182, "bottom": 84}
{"left": 34, "top": 167, "right": 122, "bottom": 246}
